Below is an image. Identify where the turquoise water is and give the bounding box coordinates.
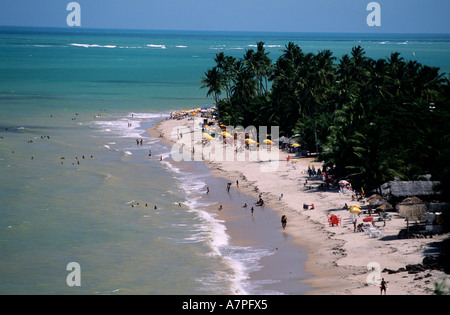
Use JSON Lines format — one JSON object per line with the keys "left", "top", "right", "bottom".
{"left": 0, "top": 27, "right": 449, "bottom": 295}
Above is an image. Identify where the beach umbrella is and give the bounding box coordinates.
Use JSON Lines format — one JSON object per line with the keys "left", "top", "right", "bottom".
{"left": 349, "top": 206, "right": 361, "bottom": 214}
{"left": 202, "top": 133, "right": 213, "bottom": 140}
{"left": 363, "top": 217, "right": 374, "bottom": 222}
{"left": 291, "top": 143, "right": 300, "bottom": 147}
{"left": 263, "top": 139, "right": 274, "bottom": 145}
{"left": 339, "top": 180, "right": 350, "bottom": 185}
{"left": 245, "top": 139, "right": 257, "bottom": 145}
{"left": 221, "top": 132, "right": 232, "bottom": 138}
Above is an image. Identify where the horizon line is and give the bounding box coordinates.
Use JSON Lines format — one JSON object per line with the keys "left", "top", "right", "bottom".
{"left": 1, "top": 25, "right": 450, "bottom": 36}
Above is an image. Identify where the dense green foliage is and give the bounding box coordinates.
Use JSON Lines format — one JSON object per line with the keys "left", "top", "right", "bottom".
{"left": 201, "top": 42, "right": 450, "bottom": 195}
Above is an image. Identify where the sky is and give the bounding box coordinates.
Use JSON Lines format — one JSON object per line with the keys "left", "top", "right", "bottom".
{"left": 0, "top": 0, "right": 449, "bottom": 33}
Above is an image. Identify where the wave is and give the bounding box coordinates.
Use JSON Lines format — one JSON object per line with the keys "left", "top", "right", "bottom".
{"left": 70, "top": 43, "right": 116, "bottom": 49}
{"left": 69, "top": 43, "right": 189, "bottom": 50}
{"left": 147, "top": 44, "right": 167, "bottom": 49}
{"left": 247, "top": 44, "right": 281, "bottom": 48}
{"left": 92, "top": 112, "right": 169, "bottom": 139}
{"left": 379, "top": 41, "right": 409, "bottom": 45}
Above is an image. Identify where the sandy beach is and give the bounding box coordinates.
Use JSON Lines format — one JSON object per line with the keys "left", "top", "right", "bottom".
{"left": 148, "top": 115, "right": 449, "bottom": 295}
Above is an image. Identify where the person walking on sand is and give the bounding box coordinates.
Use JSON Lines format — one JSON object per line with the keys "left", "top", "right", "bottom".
{"left": 380, "top": 278, "right": 387, "bottom": 295}
{"left": 218, "top": 205, "right": 223, "bottom": 211}
{"left": 281, "top": 215, "right": 287, "bottom": 229}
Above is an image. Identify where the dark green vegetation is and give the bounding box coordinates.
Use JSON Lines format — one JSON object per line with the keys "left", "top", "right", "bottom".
{"left": 200, "top": 42, "right": 450, "bottom": 197}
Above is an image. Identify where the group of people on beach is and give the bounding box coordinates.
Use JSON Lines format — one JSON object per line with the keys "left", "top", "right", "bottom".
{"left": 212, "top": 183, "right": 290, "bottom": 230}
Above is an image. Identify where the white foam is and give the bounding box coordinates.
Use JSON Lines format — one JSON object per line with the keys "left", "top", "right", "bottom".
{"left": 92, "top": 111, "right": 168, "bottom": 139}
{"left": 70, "top": 43, "right": 116, "bottom": 49}
{"left": 161, "top": 160, "right": 181, "bottom": 174}
{"left": 147, "top": 44, "right": 167, "bottom": 49}
{"left": 247, "top": 44, "right": 281, "bottom": 48}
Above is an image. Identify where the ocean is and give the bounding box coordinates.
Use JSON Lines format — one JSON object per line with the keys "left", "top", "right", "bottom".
{"left": 0, "top": 27, "right": 449, "bottom": 295}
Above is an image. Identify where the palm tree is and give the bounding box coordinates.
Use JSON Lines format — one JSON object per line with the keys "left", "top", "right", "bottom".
{"left": 244, "top": 42, "right": 272, "bottom": 96}
{"left": 200, "top": 67, "right": 224, "bottom": 104}
{"left": 231, "top": 60, "right": 257, "bottom": 106}
{"left": 201, "top": 67, "right": 225, "bottom": 121}
{"left": 296, "top": 50, "right": 336, "bottom": 153}
{"left": 214, "top": 52, "right": 237, "bottom": 100}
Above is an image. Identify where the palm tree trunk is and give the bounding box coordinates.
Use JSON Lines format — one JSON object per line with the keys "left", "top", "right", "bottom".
{"left": 313, "top": 114, "right": 319, "bottom": 154}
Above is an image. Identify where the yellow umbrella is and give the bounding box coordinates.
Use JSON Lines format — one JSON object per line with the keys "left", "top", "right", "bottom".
{"left": 263, "top": 139, "right": 274, "bottom": 145}
{"left": 245, "top": 139, "right": 257, "bottom": 144}
{"left": 292, "top": 143, "right": 300, "bottom": 147}
{"left": 202, "top": 133, "right": 214, "bottom": 140}
{"left": 349, "top": 206, "right": 361, "bottom": 214}
{"left": 221, "top": 132, "right": 232, "bottom": 138}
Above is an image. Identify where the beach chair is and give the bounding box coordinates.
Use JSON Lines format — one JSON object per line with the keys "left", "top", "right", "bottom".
{"left": 328, "top": 216, "right": 333, "bottom": 226}
{"left": 368, "top": 227, "right": 382, "bottom": 238}
{"left": 362, "top": 223, "right": 372, "bottom": 235}
{"left": 328, "top": 215, "right": 341, "bottom": 227}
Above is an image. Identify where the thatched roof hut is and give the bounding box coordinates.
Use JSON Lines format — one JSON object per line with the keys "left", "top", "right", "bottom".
{"left": 380, "top": 181, "right": 440, "bottom": 202}
{"left": 397, "top": 196, "right": 428, "bottom": 221}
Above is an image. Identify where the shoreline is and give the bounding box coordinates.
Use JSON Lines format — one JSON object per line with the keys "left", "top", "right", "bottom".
{"left": 148, "top": 116, "right": 449, "bottom": 295}
{"left": 148, "top": 120, "right": 311, "bottom": 294}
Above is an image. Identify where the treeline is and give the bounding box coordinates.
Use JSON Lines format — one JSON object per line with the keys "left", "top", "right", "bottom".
{"left": 200, "top": 41, "right": 450, "bottom": 196}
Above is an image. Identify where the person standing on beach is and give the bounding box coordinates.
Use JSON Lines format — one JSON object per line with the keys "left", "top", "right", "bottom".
{"left": 380, "top": 278, "right": 387, "bottom": 295}
{"left": 218, "top": 205, "right": 223, "bottom": 211}
{"left": 281, "top": 215, "right": 287, "bottom": 229}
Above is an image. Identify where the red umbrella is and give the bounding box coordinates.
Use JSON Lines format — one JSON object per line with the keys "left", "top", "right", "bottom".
{"left": 363, "top": 217, "right": 374, "bottom": 222}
